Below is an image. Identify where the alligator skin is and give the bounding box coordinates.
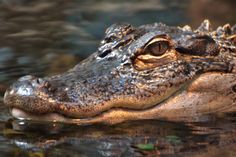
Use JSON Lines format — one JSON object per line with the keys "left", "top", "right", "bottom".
{"left": 3, "top": 20, "right": 236, "bottom": 124}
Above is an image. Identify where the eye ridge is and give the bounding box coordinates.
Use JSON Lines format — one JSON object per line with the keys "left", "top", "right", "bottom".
{"left": 143, "top": 39, "right": 170, "bottom": 56}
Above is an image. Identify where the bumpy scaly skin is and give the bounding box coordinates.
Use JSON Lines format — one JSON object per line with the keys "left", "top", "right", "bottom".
{"left": 3, "top": 20, "right": 236, "bottom": 124}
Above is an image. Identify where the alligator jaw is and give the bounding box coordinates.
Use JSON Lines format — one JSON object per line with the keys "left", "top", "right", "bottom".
{"left": 3, "top": 20, "right": 236, "bottom": 124}
{"left": 11, "top": 108, "right": 68, "bottom": 122}
{"left": 9, "top": 72, "right": 236, "bottom": 125}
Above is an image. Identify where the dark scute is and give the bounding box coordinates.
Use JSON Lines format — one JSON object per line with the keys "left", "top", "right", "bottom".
{"left": 177, "top": 35, "right": 219, "bottom": 56}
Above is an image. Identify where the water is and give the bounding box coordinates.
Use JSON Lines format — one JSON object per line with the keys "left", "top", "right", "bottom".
{"left": 0, "top": 0, "right": 236, "bottom": 156}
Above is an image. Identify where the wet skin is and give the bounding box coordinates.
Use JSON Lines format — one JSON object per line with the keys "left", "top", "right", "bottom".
{"left": 3, "top": 20, "right": 236, "bottom": 124}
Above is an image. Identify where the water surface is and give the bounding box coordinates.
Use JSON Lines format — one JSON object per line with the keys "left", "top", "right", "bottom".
{"left": 0, "top": 0, "right": 236, "bottom": 156}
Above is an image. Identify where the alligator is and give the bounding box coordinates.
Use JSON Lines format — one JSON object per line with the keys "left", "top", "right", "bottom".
{"left": 3, "top": 20, "right": 236, "bottom": 124}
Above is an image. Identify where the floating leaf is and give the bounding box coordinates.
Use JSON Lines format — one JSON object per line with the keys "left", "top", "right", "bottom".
{"left": 136, "top": 143, "right": 154, "bottom": 151}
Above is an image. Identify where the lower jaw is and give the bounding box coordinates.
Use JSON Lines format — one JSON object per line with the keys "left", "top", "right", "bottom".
{"left": 11, "top": 107, "right": 129, "bottom": 125}
{"left": 11, "top": 108, "right": 113, "bottom": 125}
{"left": 11, "top": 108, "right": 70, "bottom": 122}
{"left": 10, "top": 107, "right": 155, "bottom": 125}
{"left": 10, "top": 104, "right": 216, "bottom": 125}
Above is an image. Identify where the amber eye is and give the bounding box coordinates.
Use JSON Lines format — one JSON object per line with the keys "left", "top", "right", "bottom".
{"left": 143, "top": 39, "right": 170, "bottom": 56}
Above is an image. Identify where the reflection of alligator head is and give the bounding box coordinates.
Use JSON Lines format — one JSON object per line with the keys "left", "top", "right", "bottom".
{"left": 4, "top": 119, "right": 236, "bottom": 156}
{"left": 3, "top": 20, "right": 236, "bottom": 124}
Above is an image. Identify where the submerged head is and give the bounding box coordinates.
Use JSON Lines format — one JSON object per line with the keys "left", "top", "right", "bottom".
{"left": 4, "top": 20, "right": 236, "bottom": 124}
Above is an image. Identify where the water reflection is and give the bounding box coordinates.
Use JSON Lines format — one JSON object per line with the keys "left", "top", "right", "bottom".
{"left": 1, "top": 118, "right": 236, "bottom": 157}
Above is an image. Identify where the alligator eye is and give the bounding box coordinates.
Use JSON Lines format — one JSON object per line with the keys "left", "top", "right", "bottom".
{"left": 143, "top": 39, "right": 170, "bottom": 56}
{"left": 133, "top": 36, "right": 175, "bottom": 71}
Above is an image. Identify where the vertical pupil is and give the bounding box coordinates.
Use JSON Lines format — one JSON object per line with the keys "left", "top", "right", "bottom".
{"left": 146, "top": 41, "right": 169, "bottom": 56}
{"left": 158, "top": 43, "right": 161, "bottom": 52}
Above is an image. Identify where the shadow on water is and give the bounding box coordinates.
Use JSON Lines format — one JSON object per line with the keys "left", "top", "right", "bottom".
{"left": 0, "top": 0, "right": 236, "bottom": 156}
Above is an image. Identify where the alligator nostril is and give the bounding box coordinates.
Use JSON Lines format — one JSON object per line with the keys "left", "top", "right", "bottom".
{"left": 31, "top": 78, "right": 47, "bottom": 88}
{"left": 36, "top": 79, "right": 40, "bottom": 84}
{"left": 31, "top": 78, "right": 54, "bottom": 92}
{"left": 36, "top": 78, "right": 44, "bottom": 84}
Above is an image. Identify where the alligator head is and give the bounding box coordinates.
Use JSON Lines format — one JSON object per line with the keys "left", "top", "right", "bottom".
{"left": 4, "top": 20, "right": 236, "bottom": 124}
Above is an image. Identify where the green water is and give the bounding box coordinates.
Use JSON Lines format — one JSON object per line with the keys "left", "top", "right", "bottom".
{"left": 0, "top": 0, "right": 236, "bottom": 156}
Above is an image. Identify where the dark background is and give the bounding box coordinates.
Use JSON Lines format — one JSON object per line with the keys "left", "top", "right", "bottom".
{"left": 0, "top": 0, "right": 235, "bottom": 89}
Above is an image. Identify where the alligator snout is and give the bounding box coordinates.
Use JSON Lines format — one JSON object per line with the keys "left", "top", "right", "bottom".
{"left": 3, "top": 20, "right": 236, "bottom": 124}
{"left": 4, "top": 75, "right": 48, "bottom": 99}
{"left": 4, "top": 75, "right": 56, "bottom": 116}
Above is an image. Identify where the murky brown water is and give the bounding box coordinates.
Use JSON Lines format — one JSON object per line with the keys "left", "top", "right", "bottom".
{"left": 0, "top": 0, "right": 236, "bottom": 156}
